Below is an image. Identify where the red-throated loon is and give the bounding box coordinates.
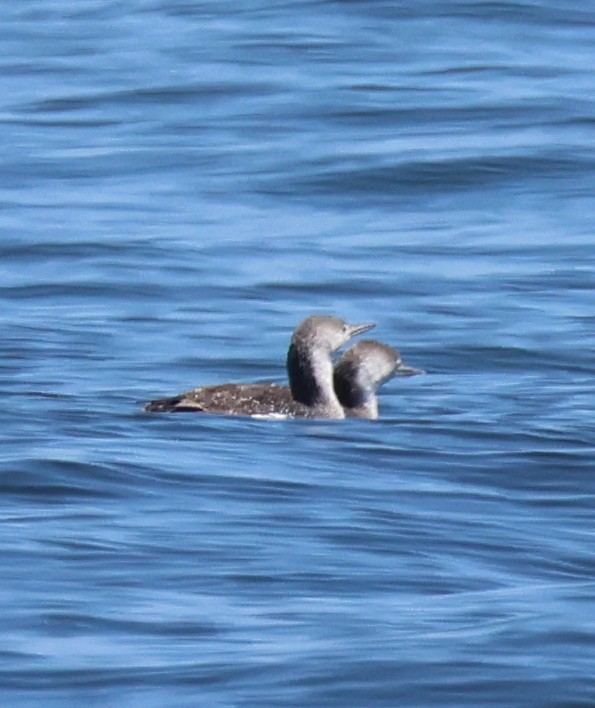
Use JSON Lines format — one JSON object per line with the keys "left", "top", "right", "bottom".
{"left": 144, "top": 315, "right": 376, "bottom": 419}
{"left": 333, "top": 340, "right": 422, "bottom": 419}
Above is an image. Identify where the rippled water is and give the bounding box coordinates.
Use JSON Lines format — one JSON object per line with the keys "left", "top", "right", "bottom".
{"left": 2, "top": 1, "right": 595, "bottom": 706}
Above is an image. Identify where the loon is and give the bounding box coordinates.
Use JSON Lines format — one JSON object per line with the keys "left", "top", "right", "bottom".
{"left": 144, "top": 315, "right": 375, "bottom": 419}
{"left": 333, "top": 340, "right": 422, "bottom": 419}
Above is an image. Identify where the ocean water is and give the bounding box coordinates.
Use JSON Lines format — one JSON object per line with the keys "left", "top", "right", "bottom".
{"left": 1, "top": 1, "right": 594, "bottom": 706}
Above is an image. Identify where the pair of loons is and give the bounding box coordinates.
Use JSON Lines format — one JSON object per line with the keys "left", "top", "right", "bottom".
{"left": 144, "top": 315, "right": 422, "bottom": 420}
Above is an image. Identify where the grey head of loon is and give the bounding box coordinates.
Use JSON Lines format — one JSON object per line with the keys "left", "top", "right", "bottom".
{"left": 333, "top": 339, "right": 423, "bottom": 419}
{"left": 286, "top": 315, "right": 375, "bottom": 413}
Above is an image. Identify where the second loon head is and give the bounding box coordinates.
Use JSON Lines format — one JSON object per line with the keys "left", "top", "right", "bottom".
{"left": 333, "top": 339, "right": 423, "bottom": 412}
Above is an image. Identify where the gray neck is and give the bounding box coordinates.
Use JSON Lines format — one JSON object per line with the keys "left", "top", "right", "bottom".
{"left": 344, "top": 397, "right": 378, "bottom": 420}
{"left": 287, "top": 342, "right": 344, "bottom": 417}
{"left": 333, "top": 367, "right": 379, "bottom": 419}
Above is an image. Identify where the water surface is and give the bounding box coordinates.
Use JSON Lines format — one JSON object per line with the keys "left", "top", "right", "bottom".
{"left": 1, "top": 1, "right": 594, "bottom": 706}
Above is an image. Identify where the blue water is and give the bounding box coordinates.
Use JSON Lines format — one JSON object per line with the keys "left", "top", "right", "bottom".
{"left": 1, "top": 1, "right": 594, "bottom": 705}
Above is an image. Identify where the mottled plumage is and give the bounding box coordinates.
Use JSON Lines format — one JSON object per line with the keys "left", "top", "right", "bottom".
{"left": 144, "top": 315, "right": 375, "bottom": 419}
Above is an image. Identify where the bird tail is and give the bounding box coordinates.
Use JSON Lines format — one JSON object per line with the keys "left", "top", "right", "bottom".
{"left": 143, "top": 395, "right": 184, "bottom": 412}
